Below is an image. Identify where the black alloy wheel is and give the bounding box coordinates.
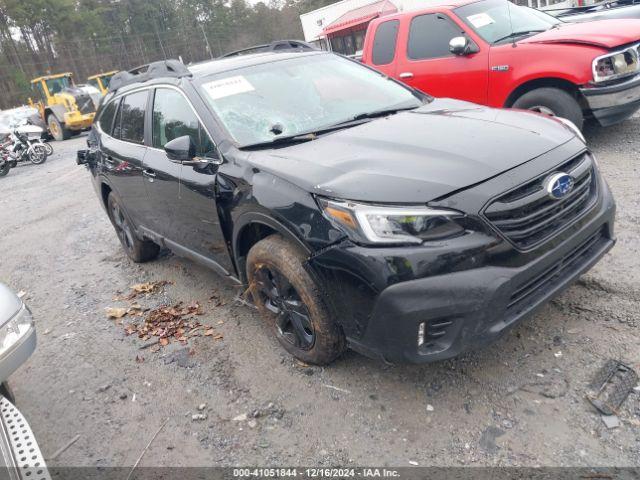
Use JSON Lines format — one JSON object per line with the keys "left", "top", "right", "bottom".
{"left": 253, "top": 265, "right": 315, "bottom": 350}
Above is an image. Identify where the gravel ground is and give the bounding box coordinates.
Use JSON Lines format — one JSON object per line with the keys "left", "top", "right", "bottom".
{"left": 0, "top": 116, "right": 638, "bottom": 469}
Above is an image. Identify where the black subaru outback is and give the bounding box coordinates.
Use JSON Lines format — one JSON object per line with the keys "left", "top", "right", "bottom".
{"left": 79, "top": 52, "right": 616, "bottom": 365}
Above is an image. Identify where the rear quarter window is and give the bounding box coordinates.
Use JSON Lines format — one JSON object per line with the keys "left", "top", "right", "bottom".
{"left": 372, "top": 20, "right": 399, "bottom": 65}
{"left": 116, "top": 90, "right": 148, "bottom": 144}
{"left": 97, "top": 100, "right": 117, "bottom": 135}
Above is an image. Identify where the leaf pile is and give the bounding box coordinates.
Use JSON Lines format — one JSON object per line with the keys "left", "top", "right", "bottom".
{"left": 122, "top": 302, "right": 223, "bottom": 350}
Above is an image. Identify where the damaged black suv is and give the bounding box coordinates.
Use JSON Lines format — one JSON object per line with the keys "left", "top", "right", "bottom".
{"left": 79, "top": 52, "right": 616, "bottom": 365}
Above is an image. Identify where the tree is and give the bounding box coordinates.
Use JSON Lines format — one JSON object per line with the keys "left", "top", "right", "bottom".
{"left": 0, "top": 0, "right": 314, "bottom": 109}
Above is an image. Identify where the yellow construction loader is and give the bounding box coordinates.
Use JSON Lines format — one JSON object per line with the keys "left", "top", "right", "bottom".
{"left": 87, "top": 70, "right": 118, "bottom": 95}
{"left": 29, "top": 73, "right": 100, "bottom": 141}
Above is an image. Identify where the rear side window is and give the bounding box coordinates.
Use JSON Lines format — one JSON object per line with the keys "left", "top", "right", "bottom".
{"left": 407, "top": 14, "right": 464, "bottom": 60}
{"left": 97, "top": 100, "right": 117, "bottom": 135}
{"left": 372, "top": 20, "right": 399, "bottom": 65}
{"left": 152, "top": 88, "right": 216, "bottom": 157}
{"left": 117, "top": 91, "right": 147, "bottom": 144}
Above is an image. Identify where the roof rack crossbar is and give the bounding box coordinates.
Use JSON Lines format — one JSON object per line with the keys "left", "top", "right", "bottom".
{"left": 108, "top": 59, "right": 192, "bottom": 93}
{"left": 220, "top": 40, "right": 315, "bottom": 58}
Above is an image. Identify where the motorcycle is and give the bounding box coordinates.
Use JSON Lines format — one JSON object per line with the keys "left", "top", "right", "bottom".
{"left": 17, "top": 119, "right": 54, "bottom": 156}
{"left": 0, "top": 124, "right": 48, "bottom": 166}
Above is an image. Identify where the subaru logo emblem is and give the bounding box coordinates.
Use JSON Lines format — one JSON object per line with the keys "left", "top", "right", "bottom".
{"left": 544, "top": 172, "right": 574, "bottom": 200}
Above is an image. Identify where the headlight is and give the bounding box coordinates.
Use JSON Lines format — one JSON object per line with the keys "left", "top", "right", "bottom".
{"left": 593, "top": 47, "right": 639, "bottom": 83}
{"left": 0, "top": 305, "right": 33, "bottom": 357}
{"left": 318, "top": 198, "right": 466, "bottom": 245}
{"left": 556, "top": 117, "right": 585, "bottom": 143}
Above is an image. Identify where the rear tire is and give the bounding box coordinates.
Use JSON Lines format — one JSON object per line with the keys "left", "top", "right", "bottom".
{"left": 47, "top": 115, "right": 71, "bottom": 141}
{"left": 512, "top": 87, "right": 584, "bottom": 130}
{"left": 0, "top": 161, "right": 10, "bottom": 177}
{"left": 246, "top": 234, "right": 345, "bottom": 365}
{"left": 107, "top": 192, "right": 160, "bottom": 263}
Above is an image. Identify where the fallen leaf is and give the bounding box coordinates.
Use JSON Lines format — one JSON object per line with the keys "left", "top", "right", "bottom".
{"left": 135, "top": 355, "right": 144, "bottom": 363}
{"left": 106, "top": 307, "right": 127, "bottom": 319}
{"left": 204, "top": 329, "right": 215, "bottom": 336}
{"left": 159, "top": 337, "right": 169, "bottom": 346}
{"left": 213, "top": 334, "right": 223, "bottom": 340}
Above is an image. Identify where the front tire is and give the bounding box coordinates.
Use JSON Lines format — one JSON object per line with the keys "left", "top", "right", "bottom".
{"left": 107, "top": 192, "right": 160, "bottom": 263}
{"left": 47, "top": 115, "right": 71, "bottom": 141}
{"left": 512, "top": 87, "right": 584, "bottom": 130}
{"left": 29, "top": 145, "right": 47, "bottom": 164}
{"left": 247, "top": 235, "right": 345, "bottom": 365}
{"left": 42, "top": 142, "right": 53, "bottom": 156}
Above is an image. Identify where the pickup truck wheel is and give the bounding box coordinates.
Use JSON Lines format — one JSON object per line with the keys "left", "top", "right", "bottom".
{"left": 107, "top": 192, "right": 160, "bottom": 263}
{"left": 512, "top": 87, "right": 584, "bottom": 130}
{"left": 47, "top": 115, "right": 71, "bottom": 141}
{"left": 247, "top": 235, "right": 345, "bottom": 365}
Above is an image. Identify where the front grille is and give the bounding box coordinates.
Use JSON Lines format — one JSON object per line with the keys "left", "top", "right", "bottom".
{"left": 484, "top": 153, "right": 597, "bottom": 250}
{"left": 507, "top": 228, "right": 604, "bottom": 312}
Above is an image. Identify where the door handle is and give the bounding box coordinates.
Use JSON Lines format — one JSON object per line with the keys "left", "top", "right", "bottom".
{"left": 143, "top": 169, "right": 156, "bottom": 180}
{"left": 399, "top": 72, "right": 414, "bottom": 79}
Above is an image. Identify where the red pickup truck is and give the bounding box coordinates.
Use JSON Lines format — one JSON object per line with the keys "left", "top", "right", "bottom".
{"left": 361, "top": 0, "right": 640, "bottom": 129}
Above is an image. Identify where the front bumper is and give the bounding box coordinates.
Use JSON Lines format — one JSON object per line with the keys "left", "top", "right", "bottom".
{"left": 581, "top": 74, "right": 640, "bottom": 126}
{"left": 311, "top": 172, "right": 616, "bottom": 364}
{"left": 0, "top": 395, "right": 50, "bottom": 480}
{"left": 63, "top": 111, "right": 95, "bottom": 131}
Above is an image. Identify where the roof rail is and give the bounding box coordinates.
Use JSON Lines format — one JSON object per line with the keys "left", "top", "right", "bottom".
{"left": 220, "top": 40, "right": 316, "bottom": 58}
{"left": 108, "top": 59, "right": 192, "bottom": 93}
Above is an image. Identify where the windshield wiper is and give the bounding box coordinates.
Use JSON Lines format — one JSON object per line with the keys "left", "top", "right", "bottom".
{"left": 346, "top": 105, "right": 420, "bottom": 123}
{"left": 239, "top": 120, "right": 371, "bottom": 149}
{"left": 493, "top": 29, "right": 546, "bottom": 43}
{"left": 239, "top": 106, "right": 420, "bottom": 150}
{"left": 239, "top": 133, "right": 319, "bottom": 150}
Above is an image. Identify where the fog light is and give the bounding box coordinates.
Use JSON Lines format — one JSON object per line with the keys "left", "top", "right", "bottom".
{"left": 417, "top": 322, "right": 425, "bottom": 347}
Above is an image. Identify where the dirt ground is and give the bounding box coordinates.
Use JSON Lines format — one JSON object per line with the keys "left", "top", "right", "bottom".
{"left": 0, "top": 116, "right": 638, "bottom": 469}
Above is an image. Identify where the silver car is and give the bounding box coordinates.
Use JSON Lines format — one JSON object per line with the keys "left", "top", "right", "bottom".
{"left": 0, "top": 283, "right": 49, "bottom": 479}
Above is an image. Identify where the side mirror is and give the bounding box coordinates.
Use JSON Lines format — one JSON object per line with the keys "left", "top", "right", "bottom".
{"left": 164, "top": 135, "right": 196, "bottom": 162}
{"left": 449, "top": 36, "right": 472, "bottom": 55}
{"left": 164, "top": 135, "right": 223, "bottom": 170}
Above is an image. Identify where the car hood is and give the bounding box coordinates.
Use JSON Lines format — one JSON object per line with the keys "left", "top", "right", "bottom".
{"left": 0, "top": 283, "right": 22, "bottom": 324}
{"left": 521, "top": 20, "right": 640, "bottom": 48}
{"left": 248, "top": 98, "right": 575, "bottom": 203}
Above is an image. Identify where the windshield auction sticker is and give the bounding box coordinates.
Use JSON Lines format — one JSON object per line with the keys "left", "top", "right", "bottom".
{"left": 202, "top": 75, "right": 255, "bottom": 100}
{"left": 467, "top": 12, "right": 495, "bottom": 28}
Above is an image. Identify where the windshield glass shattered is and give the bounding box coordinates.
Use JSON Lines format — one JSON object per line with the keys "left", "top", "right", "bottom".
{"left": 455, "top": 0, "right": 560, "bottom": 44}
{"left": 197, "top": 54, "right": 425, "bottom": 147}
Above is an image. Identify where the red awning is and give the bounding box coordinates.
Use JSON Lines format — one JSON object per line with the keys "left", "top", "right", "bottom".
{"left": 322, "top": 0, "right": 397, "bottom": 36}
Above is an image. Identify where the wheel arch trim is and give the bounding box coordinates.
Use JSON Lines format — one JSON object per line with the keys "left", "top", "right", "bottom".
{"left": 504, "top": 76, "right": 583, "bottom": 108}
{"left": 233, "top": 212, "right": 311, "bottom": 282}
